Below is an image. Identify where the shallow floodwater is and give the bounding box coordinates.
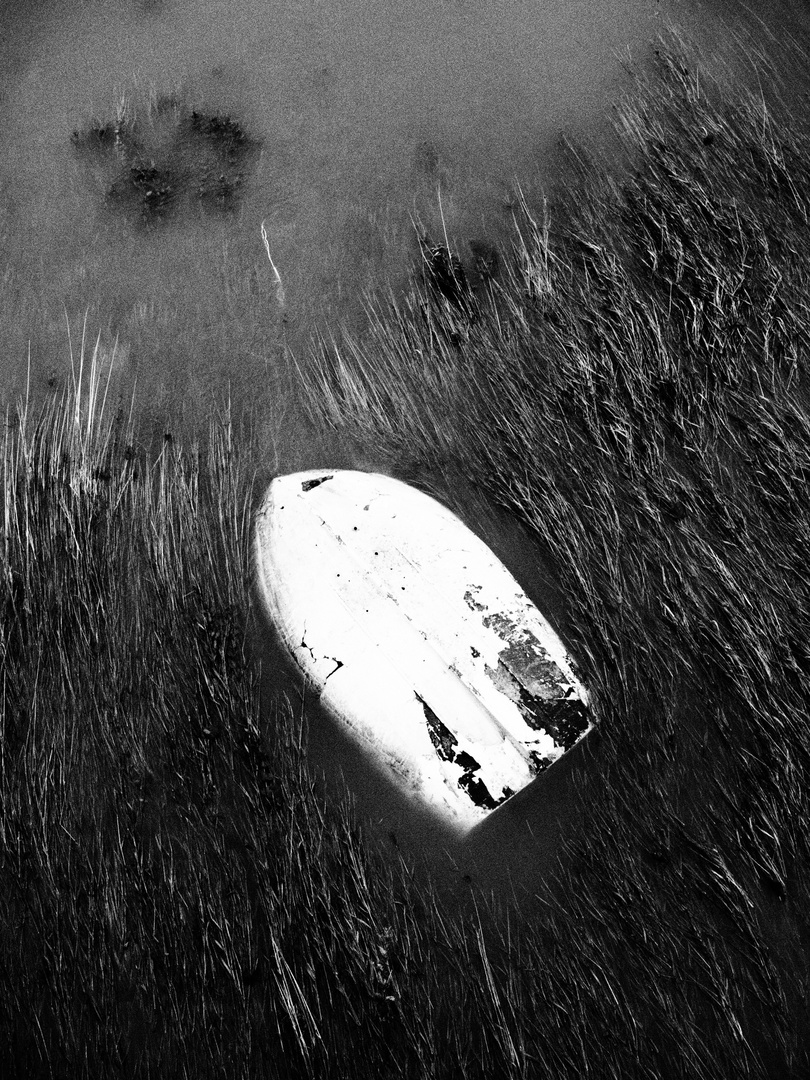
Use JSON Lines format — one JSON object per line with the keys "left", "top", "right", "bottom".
{"left": 2, "top": 0, "right": 804, "bottom": 887}
{"left": 0, "top": 0, "right": 728, "bottom": 441}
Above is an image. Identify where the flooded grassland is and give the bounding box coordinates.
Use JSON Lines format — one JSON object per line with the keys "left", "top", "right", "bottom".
{"left": 2, "top": 2, "right": 810, "bottom": 1078}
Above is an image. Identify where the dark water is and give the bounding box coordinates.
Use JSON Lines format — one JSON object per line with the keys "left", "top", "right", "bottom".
{"left": 2, "top": 0, "right": 804, "bottom": 891}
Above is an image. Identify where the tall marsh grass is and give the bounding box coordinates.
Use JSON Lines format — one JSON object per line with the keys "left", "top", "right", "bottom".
{"left": 297, "top": 31, "right": 810, "bottom": 1078}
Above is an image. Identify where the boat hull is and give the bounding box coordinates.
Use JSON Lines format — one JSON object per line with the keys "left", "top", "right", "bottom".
{"left": 254, "top": 470, "right": 593, "bottom": 831}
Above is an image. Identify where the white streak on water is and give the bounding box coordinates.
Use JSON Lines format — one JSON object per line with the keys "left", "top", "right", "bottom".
{"left": 260, "top": 218, "right": 286, "bottom": 309}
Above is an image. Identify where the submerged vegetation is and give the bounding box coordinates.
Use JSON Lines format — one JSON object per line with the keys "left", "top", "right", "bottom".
{"left": 71, "top": 90, "right": 261, "bottom": 225}
{"left": 3, "top": 29, "right": 810, "bottom": 1080}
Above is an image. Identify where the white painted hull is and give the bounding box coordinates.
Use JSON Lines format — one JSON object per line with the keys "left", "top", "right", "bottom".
{"left": 254, "top": 470, "right": 593, "bottom": 831}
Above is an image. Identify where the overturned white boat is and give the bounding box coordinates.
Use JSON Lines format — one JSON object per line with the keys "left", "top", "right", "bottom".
{"left": 254, "top": 470, "right": 593, "bottom": 832}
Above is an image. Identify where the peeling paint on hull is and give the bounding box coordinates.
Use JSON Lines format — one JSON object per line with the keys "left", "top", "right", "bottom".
{"left": 254, "top": 470, "right": 594, "bottom": 832}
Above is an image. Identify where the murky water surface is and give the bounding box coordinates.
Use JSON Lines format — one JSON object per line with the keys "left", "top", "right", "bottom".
{"left": 1, "top": 0, "right": 722, "bottom": 435}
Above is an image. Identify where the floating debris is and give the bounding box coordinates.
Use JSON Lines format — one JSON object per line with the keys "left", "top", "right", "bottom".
{"left": 260, "top": 219, "right": 287, "bottom": 308}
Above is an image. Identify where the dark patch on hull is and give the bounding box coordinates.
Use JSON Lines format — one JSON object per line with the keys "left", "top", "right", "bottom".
{"left": 301, "top": 475, "right": 333, "bottom": 492}
{"left": 454, "top": 750, "right": 480, "bottom": 772}
{"left": 458, "top": 772, "right": 499, "bottom": 810}
{"left": 487, "top": 650, "right": 591, "bottom": 751}
{"left": 498, "top": 635, "right": 569, "bottom": 696}
{"left": 416, "top": 694, "right": 510, "bottom": 811}
{"left": 465, "top": 594, "right": 594, "bottom": 750}
{"left": 489, "top": 656, "right": 591, "bottom": 749}
{"left": 529, "top": 750, "right": 553, "bottom": 773}
{"left": 420, "top": 695, "right": 458, "bottom": 762}
{"left": 514, "top": 679, "right": 591, "bottom": 750}
{"left": 463, "top": 587, "right": 486, "bottom": 612}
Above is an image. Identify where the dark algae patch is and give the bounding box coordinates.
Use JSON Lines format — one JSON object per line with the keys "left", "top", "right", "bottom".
{"left": 71, "top": 94, "right": 261, "bottom": 226}
{"left": 187, "top": 110, "right": 255, "bottom": 163}
{"left": 108, "top": 160, "right": 177, "bottom": 217}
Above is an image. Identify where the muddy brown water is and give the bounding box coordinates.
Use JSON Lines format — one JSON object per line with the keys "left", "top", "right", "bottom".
{"left": 1, "top": 0, "right": 805, "bottom": 895}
